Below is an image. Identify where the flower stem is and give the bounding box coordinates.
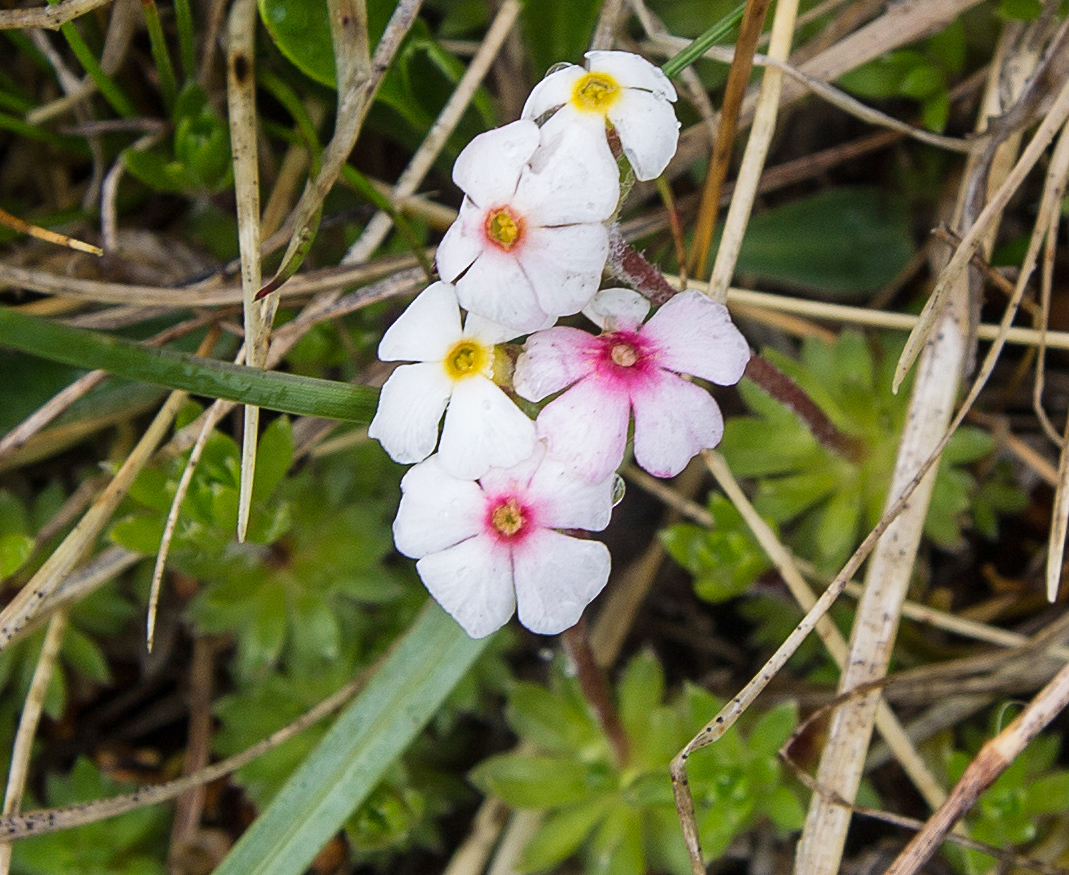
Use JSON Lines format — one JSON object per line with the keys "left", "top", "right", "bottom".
{"left": 744, "top": 354, "right": 867, "bottom": 462}
{"left": 560, "top": 619, "right": 629, "bottom": 767}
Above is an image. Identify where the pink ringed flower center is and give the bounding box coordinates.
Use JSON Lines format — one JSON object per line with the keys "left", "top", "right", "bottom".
{"left": 485, "top": 207, "right": 523, "bottom": 251}
{"left": 489, "top": 496, "right": 526, "bottom": 539}
{"left": 610, "top": 342, "right": 638, "bottom": 367}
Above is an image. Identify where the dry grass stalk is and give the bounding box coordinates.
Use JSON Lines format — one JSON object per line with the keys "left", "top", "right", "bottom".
{"left": 226, "top": 0, "right": 269, "bottom": 544}
{"left": 792, "top": 27, "right": 1038, "bottom": 875}
{"left": 343, "top": 0, "right": 522, "bottom": 264}
{"left": 0, "top": 0, "right": 114, "bottom": 31}
{"left": 883, "top": 660, "right": 1069, "bottom": 875}
{"left": 706, "top": 0, "right": 799, "bottom": 303}
{"left": 0, "top": 611, "right": 68, "bottom": 875}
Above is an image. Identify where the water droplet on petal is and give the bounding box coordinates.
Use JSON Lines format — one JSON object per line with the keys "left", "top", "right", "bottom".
{"left": 611, "top": 474, "right": 626, "bottom": 507}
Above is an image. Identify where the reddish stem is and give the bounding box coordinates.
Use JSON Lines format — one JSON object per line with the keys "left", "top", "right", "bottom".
{"left": 560, "top": 619, "right": 629, "bottom": 767}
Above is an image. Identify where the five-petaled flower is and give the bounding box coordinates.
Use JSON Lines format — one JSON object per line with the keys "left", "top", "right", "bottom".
{"left": 368, "top": 281, "right": 536, "bottom": 479}
{"left": 436, "top": 118, "right": 620, "bottom": 333}
{"left": 514, "top": 288, "right": 751, "bottom": 482}
{"left": 523, "top": 50, "right": 680, "bottom": 182}
{"left": 392, "top": 445, "right": 614, "bottom": 638}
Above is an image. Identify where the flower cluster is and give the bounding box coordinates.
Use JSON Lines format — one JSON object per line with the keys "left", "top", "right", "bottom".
{"left": 370, "top": 51, "right": 751, "bottom": 639}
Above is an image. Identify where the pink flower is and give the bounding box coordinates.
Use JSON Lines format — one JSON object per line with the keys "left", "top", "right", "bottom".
{"left": 514, "top": 289, "right": 750, "bottom": 482}
{"left": 435, "top": 119, "right": 619, "bottom": 333}
{"left": 392, "top": 445, "right": 614, "bottom": 638}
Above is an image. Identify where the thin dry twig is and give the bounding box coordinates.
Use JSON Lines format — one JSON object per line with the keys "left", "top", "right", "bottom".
{"left": 0, "top": 0, "right": 114, "bottom": 31}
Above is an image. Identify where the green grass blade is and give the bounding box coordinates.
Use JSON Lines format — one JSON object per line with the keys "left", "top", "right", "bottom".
{"left": 661, "top": 3, "right": 745, "bottom": 79}
{"left": 214, "top": 601, "right": 488, "bottom": 875}
{"left": 0, "top": 307, "right": 378, "bottom": 423}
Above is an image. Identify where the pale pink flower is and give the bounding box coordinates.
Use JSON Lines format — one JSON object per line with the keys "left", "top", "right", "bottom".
{"left": 435, "top": 118, "right": 619, "bottom": 333}
{"left": 514, "top": 288, "right": 750, "bottom": 482}
{"left": 523, "top": 51, "right": 679, "bottom": 181}
{"left": 392, "top": 445, "right": 614, "bottom": 638}
{"left": 368, "top": 282, "right": 536, "bottom": 479}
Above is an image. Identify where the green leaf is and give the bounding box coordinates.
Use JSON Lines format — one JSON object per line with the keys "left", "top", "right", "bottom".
{"left": 0, "top": 307, "right": 378, "bottom": 423}
{"left": 733, "top": 188, "right": 916, "bottom": 296}
{"left": 617, "top": 650, "right": 665, "bottom": 742}
{"left": 0, "top": 533, "right": 33, "bottom": 579}
{"left": 258, "top": 0, "right": 335, "bottom": 86}
{"left": 470, "top": 753, "right": 599, "bottom": 808}
{"left": 765, "top": 784, "right": 805, "bottom": 831}
{"left": 61, "top": 627, "right": 111, "bottom": 684}
{"left": 999, "top": 0, "right": 1042, "bottom": 19}
{"left": 212, "top": 600, "right": 488, "bottom": 875}
{"left": 522, "top": 0, "right": 601, "bottom": 77}
{"left": 251, "top": 416, "right": 295, "bottom": 504}
{"left": 519, "top": 799, "right": 611, "bottom": 873}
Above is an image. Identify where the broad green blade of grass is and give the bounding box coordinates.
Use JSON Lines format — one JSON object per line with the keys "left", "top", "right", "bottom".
{"left": 0, "top": 307, "right": 378, "bottom": 422}
{"left": 214, "top": 600, "right": 488, "bottom": 875}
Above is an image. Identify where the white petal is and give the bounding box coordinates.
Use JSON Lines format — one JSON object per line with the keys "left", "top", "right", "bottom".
{"left": 642, "top": 290, "right": 750, "bottom": 385}
{"left": 378, "top": 282, "right": 461, "bottom": 362}
{"left": 452, "top": 120, "right": 540, "bottom": 208}
{"left": 513, "top": 529, "right": 610, "bottom": 635}
{"left": 513, "top": 327, "right": 592, "bottom": 402}
{"left": 478, "top": 440, "right": 545, "bottom": 497}
{"left": 367, "top": 363, "right": 452, "bottom": 464}
{"left": 522, "top": 64, "right": 585, "bottom": 120}
{"left": 581, "top": 287, "right": 650, "bottom": 331}
{"left": 526, "top": 455, "right": 614, "bottom": 532}
{"left": 438, "top": 377, "right": 537, "bottom": 479}
{"left": 463, "top": 311, "right": 524, "bottom": 347}
{"left": 585, "top": 51, "right": 677, "bottom": 101}
{"left": 393, "top": 455, "right": 484, "bottom": 557}
{"left": 517, "top": 223, "right": 608, "bottom": 319}
{"left": 416, "top": 536, "right": 516, "bottom": 638}
{"left": 435, "top": 200, "right": 485, "bottom": 284}
{"left": 454, "top": 248, "right": 549, "bottom": 332}
{"left": 631, "top": 372, "right": 724, "bottom": 477}
{"left": 516, "top": 120, "right": 619, "bottom": 225}
{"left": 536, "top": 377, "right": 631, "bottom": 483}
{"left": 607, "top": 89, "right": 680, "bottom": 181}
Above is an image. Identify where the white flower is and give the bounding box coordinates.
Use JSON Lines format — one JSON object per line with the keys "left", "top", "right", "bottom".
{"left": 393, "top": 445, "right": 614, "bottom": 638}
{"left": 523, "top": 51, "right": 679, "bottom": 182}
{"left": 435, "top": 118, "right": 619, "bottom": 333}
{"left": 368, "top": 281, "right": 536, "bottom": 479}
{"left": 514, "top": 288, "right": 750, "bottom": 482}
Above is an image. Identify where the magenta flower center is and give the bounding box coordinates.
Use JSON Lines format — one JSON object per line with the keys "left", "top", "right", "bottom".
{"left": 592, "top": 329, "right": 657, "bottom": 383}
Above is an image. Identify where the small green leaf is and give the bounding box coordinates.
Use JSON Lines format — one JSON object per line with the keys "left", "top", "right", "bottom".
{"left": 470, "top": 753, "right": 600, "bottom": 808}
{"left": 0, "top": 533, "right": 33, "bottom": 579}
{"left": 61, "top": 627, "right": 112, "bottom": 684}
{"left": 519, "top": 799, "right": 610, "bottom": 873}
{"left": 999, "top": 0, "right": 1042, "bottom": 19}
{"left": 258, "top": 0, "right": 335, "bottom": 86}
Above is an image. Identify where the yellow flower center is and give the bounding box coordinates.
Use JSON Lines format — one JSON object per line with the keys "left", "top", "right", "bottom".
{"left": 491, "top": 497, "right": 525, "bottom": 537}
{"left": 571, "top": 72, "right": 621, "bottom": 113}
{"left": 444, "top": 339, "right": 490, "bottom": 381}
{"left": 485, "top": 208, "right": 522, "bottom": 251}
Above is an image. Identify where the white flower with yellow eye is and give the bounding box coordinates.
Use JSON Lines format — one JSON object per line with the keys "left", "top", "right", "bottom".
{"left": 436, "top": 118, "right": 619, "bottom": 333}
{"left": 368, "top": 282, "right": 536, "bottom": 479}
{"left": 522, "top": 51, "right": 679, "bottom": 181}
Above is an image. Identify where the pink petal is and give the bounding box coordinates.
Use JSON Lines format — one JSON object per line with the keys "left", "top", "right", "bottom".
{"left": 438, "top": 376, "right": 537, "bottom": 479}
{"left": 454, "top": 247, "right": 549, "bottom": 333}
{"left": 525, "top": 455, "right": 614, "bottom": 532}
{"left": 417, "top": 536, "right": 516, "bottom": 638}
{"left": 641, "top": 290, "right": 750, "bottom": 385}
{"left": 517, "top": 223, "right": 608, "bottom": 319}
{"left": 512, "top": 528, "right": 611, "bottom": 634}
{"left": 513, "top": 326, "right": 594, "bottom": 402}
{"left": 452, "top": 120, "right": 540, "bottom": 209}
{"left": 393, "top": 455, "right": 484, "bottom": 557}
{"left": 631, "top": 372, "right": 724, "bottom": 477}
{"left": 521, "top": 64, "right": 585, "bottom": 120}
{"left": 377, "top": 282, "right": 461, "bottom": 362}
{"left": 367, "top": 362, "right": 452, "bottom": 464}
{"left": 585, "top": 51, "right": 677, "bottom": 101}
{"left": 606, "top": 89, "right": 680, "bottom": 181}
{"left": 536, "top": 376, "right": 631, "bottom": 483}
{"left": 435, "top": 200, "right": 485, "bottom": 284}
{"left": 515, "top": 120, "right": 619, "bottom": 225}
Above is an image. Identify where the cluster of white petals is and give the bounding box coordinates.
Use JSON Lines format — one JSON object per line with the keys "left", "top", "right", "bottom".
{"left": 368, "top": 51, "right": 750, "bottom": 640}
